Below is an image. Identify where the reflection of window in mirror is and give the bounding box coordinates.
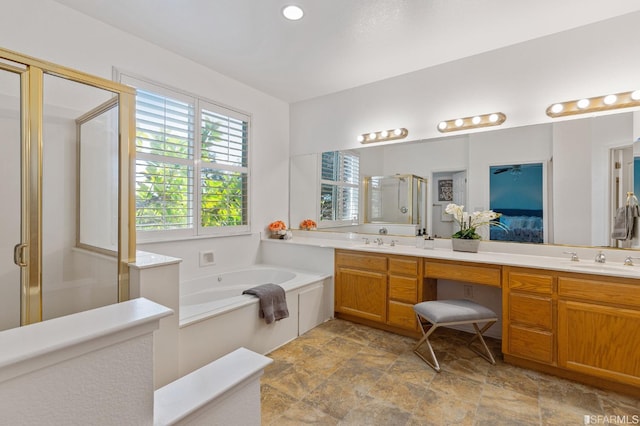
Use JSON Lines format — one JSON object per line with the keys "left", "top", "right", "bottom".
{"left": 320, "top": 151, "right": 359, "bottom": 225}
{"left": 489, "top": 163, "right": 543, "bottom": 244}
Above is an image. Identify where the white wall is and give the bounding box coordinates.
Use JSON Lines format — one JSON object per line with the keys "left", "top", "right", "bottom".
{"left": 0, "top": 0, "right": 290, "bottom": 279}
{"left": 290, "top": 11, "right": 640, "bottom": 156}
{"left": 553, "top": 113, "right": 634, "bottom": 246}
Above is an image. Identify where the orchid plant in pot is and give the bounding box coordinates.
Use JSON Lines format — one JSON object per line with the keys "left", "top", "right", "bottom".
{"left": 445, "top": 203, "right": 508, "bottom": 252}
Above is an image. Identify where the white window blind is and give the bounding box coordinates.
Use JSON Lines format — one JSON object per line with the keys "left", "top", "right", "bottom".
{"left": 121, "top": 74, "right": 250, "bottom": 238}
{"left": 320, "top": 151, "right": 359, "bottom": 223}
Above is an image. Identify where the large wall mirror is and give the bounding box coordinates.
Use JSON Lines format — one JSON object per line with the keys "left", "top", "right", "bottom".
{"left": 290, "top": 110, "right": 639, "bottom": 249}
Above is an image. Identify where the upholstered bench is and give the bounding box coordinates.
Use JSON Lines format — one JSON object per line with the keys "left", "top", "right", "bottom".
{"left": 413, "top": 299, "right": 497, "bottom": 372}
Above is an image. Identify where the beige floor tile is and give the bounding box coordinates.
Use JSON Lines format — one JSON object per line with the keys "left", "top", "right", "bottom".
{"left": 410, "top": 389, "right": 477, "bottom": 426}
{"left": 261, "top": 383, "right": 299, "bottom": 425}
{"left": 262, "top": 318, "right": 637, "bottom": 426}
{"left": 274, "top": 400, "right": 341, "bottom": 426}
{"left": 475, "top": 383, "right": 541, "bottom": 425}
{"left": 338, "top": 397, "right": 412, "bottom": 426}
{"left": 367, "top": 372, "right": 428, "bottom": 413}
{"left": 537, "top": 374, "right": 603, "bottom": 413}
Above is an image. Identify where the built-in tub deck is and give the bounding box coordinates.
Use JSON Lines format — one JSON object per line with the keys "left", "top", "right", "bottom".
{"left": 177, "top": 264, "right": 332, "bottom": 375}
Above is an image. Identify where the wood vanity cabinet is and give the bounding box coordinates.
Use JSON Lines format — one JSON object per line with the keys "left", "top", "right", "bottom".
{"left": 334, "top": 250, "right": 432, "bottom": 336}
{"left": 387, "top": 255, "right": 424, "bottom": 331}
{"left": 557, "top": 274, "right": 640, "bottom": 388}
{"left": 334, "top": 250, "right": 387, "bottom": 323}
{"left": 502, "top": 267, "right": 556, "bottom": 365}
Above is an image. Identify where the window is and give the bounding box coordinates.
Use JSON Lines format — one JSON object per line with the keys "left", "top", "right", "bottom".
{"left": 120, "top": 74, "right": 250, "bottom": 239}
{"left": 320, "top": 151, "right": 359, "bottom": 224}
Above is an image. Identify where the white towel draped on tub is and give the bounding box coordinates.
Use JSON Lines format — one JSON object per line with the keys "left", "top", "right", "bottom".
{"left": 242, "top": 284, "right": 289, "bottom": 324}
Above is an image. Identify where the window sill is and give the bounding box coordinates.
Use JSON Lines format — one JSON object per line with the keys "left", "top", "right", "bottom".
{"left": 136, "top": 231, "right": 257, "bottom": 245}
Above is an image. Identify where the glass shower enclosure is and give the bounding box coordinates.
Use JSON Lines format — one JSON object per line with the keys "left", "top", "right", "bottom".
{"left": 0, "top": 48, "right": 136, "bottom": 331}
{"left": 363, "top": 174, "right": 427, "bottom": 228}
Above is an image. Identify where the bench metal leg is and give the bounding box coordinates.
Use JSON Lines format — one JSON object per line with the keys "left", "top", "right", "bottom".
{"left": 468, "top": 321, "right": 496, "bottom": 365}
{"left": 413, "top": 315, "right": 442, "bottom": 372}
{"left": 414, "top": 314, "right": 497, "bottom": 372}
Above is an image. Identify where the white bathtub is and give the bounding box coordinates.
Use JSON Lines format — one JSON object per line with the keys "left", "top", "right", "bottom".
{"left": 178, "top": 265, "right": 332, "bottom": 375}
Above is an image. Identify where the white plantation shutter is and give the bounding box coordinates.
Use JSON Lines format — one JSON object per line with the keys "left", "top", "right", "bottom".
{"left": 121, "top": 73, "right": 250, "bottom": 238}
{"left": 320, "top": 151, "right": 359, "bottom": 223}
{"left": 199, "top": 102, "right": 249, "bottom": 231}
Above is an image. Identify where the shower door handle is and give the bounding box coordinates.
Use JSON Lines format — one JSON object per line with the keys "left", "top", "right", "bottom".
{"left": 13, "top": 243, "right": 27, "bottom": 267}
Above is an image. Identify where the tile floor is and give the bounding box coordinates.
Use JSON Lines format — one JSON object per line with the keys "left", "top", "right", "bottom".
{"left": 261, "top": 319, "right": 639, "bottom": 425}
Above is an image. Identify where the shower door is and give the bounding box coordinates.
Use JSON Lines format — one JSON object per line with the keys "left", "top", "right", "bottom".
{"left": 40, "top": 74, "right": 121, "bottom": 320}
{"left": 0, "top": 62, "right": 24, "bottom": 331}
{"left": 0, "top": 47, "right": 136, "bottom": 328}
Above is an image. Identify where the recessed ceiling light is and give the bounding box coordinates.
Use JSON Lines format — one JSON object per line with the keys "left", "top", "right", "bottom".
{"left": 282, "top": 5, "right": 304, "bottom": 21}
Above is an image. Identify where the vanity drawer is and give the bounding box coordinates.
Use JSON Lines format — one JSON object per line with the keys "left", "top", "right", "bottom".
{"left": 509, "top": 293, "right": 553, "bottom": 329}
{"left": 388, "top": 300, "right": 418, "bottom": 330}
{"left": 558, "top": 276, "right": 640, "bottom": 309}
{"left": 336, "top": 250, "right": 387, "bottom": 272}
{"left": 389, "top": 256, "right": 420, "bottom": 276}
{"left": 508, "top": 324, "right": 554, "bottom": 364}
{"left": 425, "top": 260, "right": 501, "bottom": 287}
{"left": 506, "top": 269, "right": 554, "bottom": 294}
{"left": 389, "top": 275, "right": 418, "bottom": 303}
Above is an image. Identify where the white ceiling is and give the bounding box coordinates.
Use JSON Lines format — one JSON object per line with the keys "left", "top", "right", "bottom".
{"left": 52, "top": 0, "right": 640, "bottom": 103}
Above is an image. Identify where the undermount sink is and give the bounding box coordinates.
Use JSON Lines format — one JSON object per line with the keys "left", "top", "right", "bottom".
{"left": 354, "top": 244, "right": 395, "bottom": 250}
{"left": 560, "top": 260, "right": 638, "bottom": 273}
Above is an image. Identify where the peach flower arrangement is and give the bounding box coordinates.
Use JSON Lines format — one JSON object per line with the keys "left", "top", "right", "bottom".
{"left": 268, "top": 220, "right": 287, "bottom": 232}
{"left": 299, "top": 219, "right": 317, "bottom": 230}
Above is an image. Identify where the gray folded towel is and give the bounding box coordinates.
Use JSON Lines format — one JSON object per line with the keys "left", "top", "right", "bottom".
{"left": 242, "top": 284, "right": 289, "bottom": 324}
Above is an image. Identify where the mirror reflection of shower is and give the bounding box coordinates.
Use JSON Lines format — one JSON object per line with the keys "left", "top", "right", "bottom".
{"left": 397, "top": 175, "right": 409, "bottom": 214}
{"left": 364, "top": 174, "right": 426, "bottom": 228}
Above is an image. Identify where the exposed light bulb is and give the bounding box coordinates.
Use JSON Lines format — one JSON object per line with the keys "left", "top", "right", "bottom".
{"left": 472, "top": 116, "right": 481, "bottom": 125}
{"left": 393, "top": 128, "right": 403, "bottom": 136}
{"left": 489, "top": 113, "right": 499, "bottom": 123}
{"left": 368, "top": 132, "right": 377, "bottom": 140}
{"left": 551, "top": 103, "right": 564, "bottom": 114}
{"left": 603, "top": 94, "right": 617, "bottom": 105}
{"left": 357, "top": 135, "right": 364, "bottom": 143}
{"left": 577, "top": 98, "right": 590, "bottom": 109}
{"left": 438, "top": 121, "right": 447, "bottom": 130}
{"left": 632, "top": 90, "right": 640, "bottom": 101}
{"left": 282, "top": 5, "right": 304, "bottom": 20}
{"left": 454, "top": 118, "right": 464, "bottom": 127}
{"left": 380, "top": 130, "right": 389, "bottom": 138}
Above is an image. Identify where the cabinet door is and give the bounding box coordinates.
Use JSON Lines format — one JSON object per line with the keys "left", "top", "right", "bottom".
{"left": 558, "top": 300, "right": 640, "bottom": 387}
{"left": 388, "top": 300, "right": 417, "bottom": 330}
{"left": 335, "top": 266, "right": 387, "bottom": 323}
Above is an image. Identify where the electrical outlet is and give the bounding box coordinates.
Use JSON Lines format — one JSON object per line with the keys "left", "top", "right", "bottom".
{"left": 199, "top": 251, "right": 215, "bottom": 267}
{"left": 463, "top": 285, "right": 473, "bottom": 299}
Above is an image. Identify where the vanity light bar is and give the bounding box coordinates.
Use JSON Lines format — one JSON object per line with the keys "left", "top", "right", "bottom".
{"left": 358, "top": 128, "right": 408, "bottom": 144}
{"left": 546, "top": 90, "right": 640, "bottom": 118}
{"left": 437, "top": 112, "right": 506, "bottom": 133}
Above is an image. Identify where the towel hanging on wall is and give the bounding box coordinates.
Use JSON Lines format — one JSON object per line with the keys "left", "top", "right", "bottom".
{"left": 612, "top": 204, "right": 640, "bottom": 240}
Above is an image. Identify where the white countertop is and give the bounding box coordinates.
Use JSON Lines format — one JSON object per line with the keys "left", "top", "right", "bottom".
{"left": 263, "top": 232, "right": 640, "bottom": 280}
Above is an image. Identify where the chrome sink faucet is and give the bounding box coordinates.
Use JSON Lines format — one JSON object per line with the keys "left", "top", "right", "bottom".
{"left": 375, "top": 237, "right": 384, "bottom": 246}
{"left": 563, "top": 251, "right": 579, "bottom": 262}
{"left": 595, "top": 251, "right": 606, "bottom": 263}
{"left": 624, "top": 256, "right": 640, "bottom": 266}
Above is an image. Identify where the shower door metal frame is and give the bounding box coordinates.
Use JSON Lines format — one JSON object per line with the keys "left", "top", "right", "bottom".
{"left": 1, "top": 47, "right": 137, "bottom": 325}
